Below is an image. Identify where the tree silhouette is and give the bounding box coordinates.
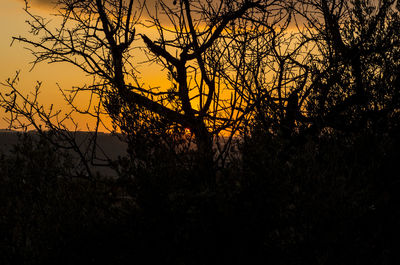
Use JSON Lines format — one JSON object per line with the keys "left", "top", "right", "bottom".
{"left": 2, "top": 1, "right": 400, "bottom": 264}
{"left": 1, "top": 0, "right": 290, "bottom": 186}
{"left": 294, "top": 0, "right": 400, "bottom": 136}
{"left": 229, "top": 0, "right": 400, "bottom": 139}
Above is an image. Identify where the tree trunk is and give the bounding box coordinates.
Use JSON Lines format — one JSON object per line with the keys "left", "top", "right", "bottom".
{"left": 191, "top": 120, "right": 215, "bottom": 190}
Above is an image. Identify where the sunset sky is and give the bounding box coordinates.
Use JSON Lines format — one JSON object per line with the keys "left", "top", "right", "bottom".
{"left": 0, "top": 0, "right": 311, "bottom": 133}
{"left": 0, "top": 0, "right": 169, "bottom": 131}
{"left": 0, "top": 0, "right": 88, "bottom": 130}
{"left": 0, "top": 0, "right": 330, "bottom": 134}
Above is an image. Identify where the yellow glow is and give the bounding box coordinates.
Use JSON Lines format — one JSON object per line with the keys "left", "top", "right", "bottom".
{"left": 1, "top": 0, "right": 307, "bottom": 133}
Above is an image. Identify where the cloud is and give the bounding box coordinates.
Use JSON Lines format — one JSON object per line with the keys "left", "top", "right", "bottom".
{"left": 17, "top": 0, "right": 160, "bottom": 8}
{"left": 14, "top": 0, "right": 176, "bottom": 24}
{"left": 15, "top": 0, "right": 56, "bottom": 10}
{"left": 15, "top": 0, "right": 164, "bottom": 13}
{"left": 14, "top": 0, "right": 217, "bottom": 26}
{"left": 32, "top": 0, "right": 54, "bottom": 5}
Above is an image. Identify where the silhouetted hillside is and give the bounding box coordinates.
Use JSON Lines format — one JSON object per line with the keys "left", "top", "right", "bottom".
{"left": 2, "top": 129, "right": 400, "bottom": 265}
{"left": 0, "top": 130, "right": 128, "bottom": 177}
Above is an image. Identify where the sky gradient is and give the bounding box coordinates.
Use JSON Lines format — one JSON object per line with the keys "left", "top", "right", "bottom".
{"left": 0, "top": 0, "right": 168, "bottom": 131}
{"left": 0, "top": 0, "right": 90, "bottom": 130}
{"left": 0, "top": 0, "right": 309, "bottom": 131}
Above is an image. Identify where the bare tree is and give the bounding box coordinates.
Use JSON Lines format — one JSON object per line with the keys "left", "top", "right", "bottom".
{"left": 1, "top": 0, "right": 291, "bottom": 186}
{"left": 216, "top": 0, "right": 311, "bottom": 138}
{"left": 291, "top": 0, "right": 400, "bottom": 135}
{"left": 238, "top": 0, "right": 400, "bottom": 138}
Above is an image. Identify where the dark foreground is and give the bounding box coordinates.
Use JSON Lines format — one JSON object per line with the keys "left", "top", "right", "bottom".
{"left": 1, "top": 131, "right": 399, "bottom": 265}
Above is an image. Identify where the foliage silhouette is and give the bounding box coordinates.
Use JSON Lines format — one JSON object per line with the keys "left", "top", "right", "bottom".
{"left": 1, "top": 0, "right": 400, "bottom": 264}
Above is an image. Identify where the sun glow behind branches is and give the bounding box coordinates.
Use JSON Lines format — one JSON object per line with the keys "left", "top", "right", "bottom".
{"left": 0, "top": 1, "right": 171, "bottom": 131}
{"left": 1, "top": 0, "right": 312, "bottom": 133}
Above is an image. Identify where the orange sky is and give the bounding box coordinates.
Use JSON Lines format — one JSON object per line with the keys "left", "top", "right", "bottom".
{"left": 0, "top": 0, "right": 313, "bottom": 132}
{"left": 0, "top": 1, "right": 89, "bottom": 130}
{"left": 0, "top": 0, "right": 172, "bottom": 131}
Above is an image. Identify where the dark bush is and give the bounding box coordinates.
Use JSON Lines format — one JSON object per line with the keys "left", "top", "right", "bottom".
{"left": 2, "top": 130, "right": 400, "bottom": 265}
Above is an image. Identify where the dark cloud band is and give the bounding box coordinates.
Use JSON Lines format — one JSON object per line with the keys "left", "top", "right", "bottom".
{"left": 17, "top": 0, "right": 162, "bottom": 11}
{"left": 16, "top": 0, "right": 55, "bottom": 9}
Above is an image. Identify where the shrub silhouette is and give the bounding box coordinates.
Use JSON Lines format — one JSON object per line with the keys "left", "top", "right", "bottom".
{"left": 2, "top": 129, "right": 400, "bottom": 265}
{"left": 2, "top": 0, "right": 400, "bottom": 264}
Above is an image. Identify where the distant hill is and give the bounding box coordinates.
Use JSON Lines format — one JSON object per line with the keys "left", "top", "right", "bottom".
{"left": 0, "top": 130, "right": 239, "bottom": 176}
{"left": 0, "top": 130, "right": 127, "bottom": 156}
{"left": 0, "top": 130, "right": 128, "bottom": 177}
{"left": 0, "top": 130, "right": 21, "bottom": 154}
